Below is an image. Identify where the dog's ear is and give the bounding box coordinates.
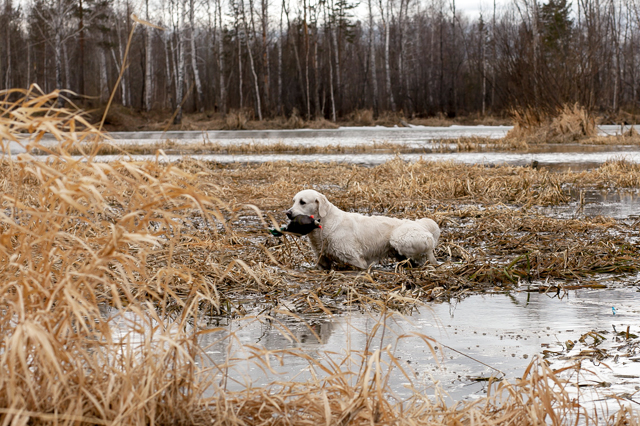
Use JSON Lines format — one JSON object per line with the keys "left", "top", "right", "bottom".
{"left": 316, "top": 193, "right": 331, "bottom": 218}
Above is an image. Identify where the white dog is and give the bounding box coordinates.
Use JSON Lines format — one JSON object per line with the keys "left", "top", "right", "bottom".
{"left": 286, "top": 189, "right": 440, "bottom": 270}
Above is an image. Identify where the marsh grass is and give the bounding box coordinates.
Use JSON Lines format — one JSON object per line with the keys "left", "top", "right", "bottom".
{"left": 508, "top": 103, "right": 599, "bottom": 143}
{"left": 1, "top": 88, "right": 639, "bottom": 424}
{"left": 36, "top": 136, "right": 531, "bottom": 157}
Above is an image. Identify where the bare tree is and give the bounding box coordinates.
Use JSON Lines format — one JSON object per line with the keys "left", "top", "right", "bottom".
{"left": 174, "top": 0, "right": 186, "bottom": 123}
{"left": 217, "top": 0, "right": 226, "bottom": 114}
{"left": 33, "top": 0, "right": 76, "bottom": 105}
{"left": 8, "top": 0, "right": 640, "bottom": 121}
{"left": 241, "top": 0, "right": 262, "bottom": 119}
{"left": 261, "top": 0, "right": 270, "bottom": 110}
{"left": 378, "top": 0, "right": 396, "bottom": 112}
{"left": 189, "top": 0, "right": 204, "bottom": 111}
{"left": 277, "top": 0, "right": 284, "bottom": 114}
{"left": 368, "top": 0, "right": 378, "bottom": 116}
{"left": 3, "top": 0, "right": 12, "bottom": 89}
{"left": 144, "top": 0, "right": 153, "bottom": 111}
{"left": 323, "top": 0, "right": 336, "bottom": 121}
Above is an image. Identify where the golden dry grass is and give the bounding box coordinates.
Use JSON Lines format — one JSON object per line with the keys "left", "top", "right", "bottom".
{"left": 507, "top": 103, "right": 600, "bottom": 144}
{"left": 1, "top": 87, "right": 639, "bottom": 424}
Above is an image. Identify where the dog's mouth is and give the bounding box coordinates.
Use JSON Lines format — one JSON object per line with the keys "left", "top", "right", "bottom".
{"left": 281, "top": 214, "right": 322, "bottom": 236}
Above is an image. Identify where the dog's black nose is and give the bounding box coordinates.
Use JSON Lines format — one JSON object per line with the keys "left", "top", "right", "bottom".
{"left": 285, "top": 210, "right": 293, "bottom": 219}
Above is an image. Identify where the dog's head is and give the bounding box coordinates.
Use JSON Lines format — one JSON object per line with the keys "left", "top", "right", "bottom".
{"left": 286, "top": 189, "right": 331, "bottom": 220}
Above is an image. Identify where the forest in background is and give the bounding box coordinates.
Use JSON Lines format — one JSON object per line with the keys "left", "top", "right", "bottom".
{"left": 1, "top": 0, "right": 639, "bottom": 124}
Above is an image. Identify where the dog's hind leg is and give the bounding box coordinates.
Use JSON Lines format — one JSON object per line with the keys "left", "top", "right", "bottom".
{"left": 390, "top": 222, "right": 438, "bottom": 267}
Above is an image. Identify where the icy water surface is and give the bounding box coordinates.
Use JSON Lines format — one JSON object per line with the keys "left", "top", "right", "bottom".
{"left": 54, "top": 123, "right": 640, "bottom": 144}
{"left": 7, "top": 124, "right": 640, "bottom": 172}
{"left": 61, "top": 150, "right": 640, "bottom": 171}
{"left": 197, "top": 285, "right": 640, "bottom": 406}
{"left": 545, "top": 189, "right": 640, "bottom": 219}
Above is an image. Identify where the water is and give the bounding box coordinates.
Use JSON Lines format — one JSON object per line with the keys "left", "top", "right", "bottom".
{"left": 196, "top": 284, "right": 640, "bottom": 406}
{"left": 6, "top": 124, "right": 640, "bottom": 153}
{"left": 28, "top": 123, "right": 639, "bottom": 143}
{"left": 6, "top": 125, "right": 640, "bottom": 172}
{"left": 26, "top": 150, "right": 640, "bottom": 172}
{"left": 543, "top": 189, "right": 640, "bottom": 219}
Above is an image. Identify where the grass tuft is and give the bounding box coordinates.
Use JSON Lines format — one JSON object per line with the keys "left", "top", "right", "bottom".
{"left": 507, "top": 103, "right": 597, "bottom": 143}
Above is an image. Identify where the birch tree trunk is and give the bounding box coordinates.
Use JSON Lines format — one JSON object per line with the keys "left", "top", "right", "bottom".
{"left": 99, "top": 47, "right": 109, "bottom": 103}
{"left": 324, "top": 2, "right": 336, "bottom": 121}
{"left": 241, "top": 0, "right": 262, "bottom": 120}
{"left": 303, "top": 0, "right": 311, "bottom": 119}
{"left": 163, "top": 32, "right": 174, "bottom": 109}
{"left": 261, "top": 0, "right": 270, "bottom": 110}
{"left": 368, "top": 0, "right": 379, "bottom": 117}
{"left": 78, "top": 0, "right": 85, "bottom": 94}
{"left": 330, "top": 0, "right": 341, "bottom": 110}
{"left": 110, "top": 47, "right": 127, "bottom": 107}
{"left": 114, "top": 14, "right": 129, "bottom": 107}
{"left": 217, "top": 0, "right": 226, "bottom": 114}
{"left": 481, "top": 19, "right": 486, "bottom": 116}
{"left": 63, "top": 39, "right": 71, "bottom": 91}
{"left": 313, "top": 19, "right": 320, "bottom": 117}
{"left": 170, "top": 35, "right": 179, "bottom": 107}
{"left": 54, "top": 31, "right": 64, "bottom": 106}
{"left": 189, "top": 0, "right": 204, "bottom": 111}
{"left": 450, "top": 0, "right": 456, "bottom": 114}
{"left": 236, "top": 6, "right": 243, "bottom": 109}
{"left": 144, "top": 0, "right": 153, "bottom": 111}
{"left": 26, "top": 43, "right": 30, "bottom": 89}
{"left": 379, "top": 0, "right": 396, "bottom": 112}
{"left": 491, "top": 0, "right": 496, "bottom": 111}
{"left": 530, "top": 0, "right": 539, "bottom": 107}
{"left": 285, "top": 3, "right": 306, "bottom": 115}
{"left": 277, "top": 0, "right": 284, "bottom": 114}
{"left": 398, "top": 0, "right": 406, "bottom": 101}
{"left": 4, "top": 0, "right": 11, "bottom": 89}
{"left": 174, "top": 0, "right": 186, "bottom": 124}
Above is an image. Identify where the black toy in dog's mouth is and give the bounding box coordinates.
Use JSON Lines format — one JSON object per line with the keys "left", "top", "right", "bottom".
{"left": 269, "top": 214, "right": 322, "bottom": 237}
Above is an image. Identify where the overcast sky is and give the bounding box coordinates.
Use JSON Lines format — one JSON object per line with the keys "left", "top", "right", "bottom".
{"left": 456, "top": 0, "right": 510, "bottom": 18}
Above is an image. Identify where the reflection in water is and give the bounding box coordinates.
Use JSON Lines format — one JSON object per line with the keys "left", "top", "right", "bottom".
{"left": 571, "top": 189, "right": 640, "bottom": 219}
{"left": 197, "top": 316, "right": 336, "bottom": 389}
{"left": 195, "top": 287, "right": 640, "bottom": 404}
{"left": 539, "top": 189, "right": 640, "bottom": 219}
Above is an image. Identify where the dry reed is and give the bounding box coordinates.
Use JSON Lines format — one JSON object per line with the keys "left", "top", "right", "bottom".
{"left": 1, "top": 87, "right": 638, "bottom": 424}
{"left": 508, "top": 103, "right": 598, "bottom": 143}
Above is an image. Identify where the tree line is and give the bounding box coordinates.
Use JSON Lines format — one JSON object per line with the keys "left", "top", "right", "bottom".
{"left": 1, "top": 0, "right": 639, "bottom": 122}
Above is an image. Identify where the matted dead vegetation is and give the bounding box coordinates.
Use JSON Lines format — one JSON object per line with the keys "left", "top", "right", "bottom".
{"left": 1, "top": 88, "right": 639, "bottom": 424}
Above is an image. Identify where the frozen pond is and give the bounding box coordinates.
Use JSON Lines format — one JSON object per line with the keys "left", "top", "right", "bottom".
{"left": 43, "top": 150, "right": 640, "bottom": 171}
{"left": 5, "top": 124, "right": 640, "bottom": 153}
{"left": 197, "top": 284, "right": 640, "bottom": 407}
{"left": 5, "top": 125, "right": 640, "bottom": 172}
{"left": 68, "top": 124, "right": 640, "bottom": 144}
{"left": 108, "top": 125, "right": 513, "bottom": 144}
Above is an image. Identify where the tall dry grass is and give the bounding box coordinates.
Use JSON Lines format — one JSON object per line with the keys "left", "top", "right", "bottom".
{"left": 0, "top": 87, "right": 228, "bottom": 423}
{"left": 0, "top": 87, "right": 638, "bottom": 424}
{"left": 507, "top": 103, "right": 597, "bottom": 143}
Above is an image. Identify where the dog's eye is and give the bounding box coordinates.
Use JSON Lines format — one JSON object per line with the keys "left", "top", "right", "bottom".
{"left": 299, "top": 200, "right": 306, "bottom": 205}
